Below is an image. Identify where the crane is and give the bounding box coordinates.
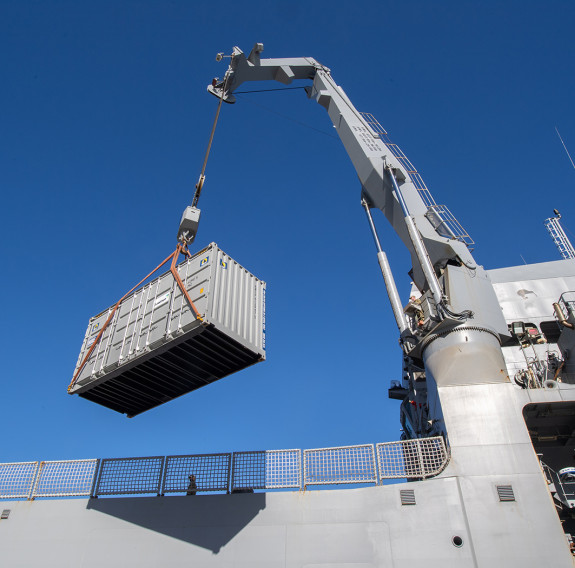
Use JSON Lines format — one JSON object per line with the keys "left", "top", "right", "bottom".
{"left": 207, "top": 44, "right": 512, "bottom": 441}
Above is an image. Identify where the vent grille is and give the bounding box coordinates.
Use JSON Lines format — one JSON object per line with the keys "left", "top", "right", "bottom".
{"left": 497, "top": 484, "right": 515, "bottom": 502}
{"left": 400, "top": 489, "right": 416, "bottom": 505}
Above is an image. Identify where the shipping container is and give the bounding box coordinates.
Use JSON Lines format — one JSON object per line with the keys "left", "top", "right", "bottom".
{"left": 68, "top": 243, "right": 266, "bottom": 417}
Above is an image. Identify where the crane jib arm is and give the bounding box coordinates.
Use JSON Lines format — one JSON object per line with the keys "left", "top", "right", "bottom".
{"left": 209, "top": 44, "right": 510, "bottom": 353}
{"left": 209, "top": 45, "right": 475, "bottom": 289}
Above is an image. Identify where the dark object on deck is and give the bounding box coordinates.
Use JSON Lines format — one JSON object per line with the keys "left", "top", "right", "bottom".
{"left": 187, "top": 474, "right": 197, "bottom": 496}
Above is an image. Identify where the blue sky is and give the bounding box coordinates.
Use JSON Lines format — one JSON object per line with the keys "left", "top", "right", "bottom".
{"left": 2, "top": 0, "right": 574, "bottom": 463}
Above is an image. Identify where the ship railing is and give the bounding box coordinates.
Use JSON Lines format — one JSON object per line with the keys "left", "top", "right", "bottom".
{"left": 376, "top": 437, "right": 449, "bottom": 480}
{"left": 231, "top": 450, "right": 302, "bottom": 492}
{"left": 0, "top": 437, "right": 449, "bottom": 500}
{"left": 360, "top": 112, "right": 473, "bottom": 247}
{"left": 540, "top": 460, "right": 575, "bottom": 510}
{"left": 303, "top": 444, "right": 378, "bottom": 487}
{"left": 0, "top": 459, "right": 99, "bottom": 500}
{"left": 94, "top": 456, "right": 165, "bottom": 496}
{"left": 559, "top": 291, "right": 575, "bottom": 320}
{"left": 544, "top": 218, "right": 575, "bottom": 260}
{"left": 0, "top": 462, "right": 39, "bottom": 500}
{"left": 164, "top": 453, "right": 233, "bottom": 494}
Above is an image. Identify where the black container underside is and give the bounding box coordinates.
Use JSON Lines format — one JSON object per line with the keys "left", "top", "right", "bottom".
{"left": 78, "top": 324, "right": 262, "bottom": 417}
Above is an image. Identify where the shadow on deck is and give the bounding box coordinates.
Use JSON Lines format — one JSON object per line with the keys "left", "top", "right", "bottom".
{"left": 87, "top": 492, "right": 266, "bottom": 553}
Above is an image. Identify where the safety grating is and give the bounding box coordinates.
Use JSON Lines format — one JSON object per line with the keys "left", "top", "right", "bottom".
{"left": 376, "top": 437, "right": 448, "bottom": 480}
{"left": 231, "top": 451, "right": 266, "bottom": 491}
{"left": 95, "top": 456, "right": 164, "bottom": 496}
{"left": 265, "top": 450, "right": 301, "bottom": 489}
{"left": 162, "top": 454, "right": 231, "bottom": 494}
{"left": 32, "top": 459, "right": 98, "bottom": 498}
{"left": 0, "top": 462, "right": 39, "bottom": 499}
{"left": 303, "top": 445, "right": 377, "bottom": 487}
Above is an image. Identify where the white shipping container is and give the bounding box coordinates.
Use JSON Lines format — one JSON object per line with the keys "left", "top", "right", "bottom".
{"left": 69, "top": 243, "right": 266, "bottom": 417}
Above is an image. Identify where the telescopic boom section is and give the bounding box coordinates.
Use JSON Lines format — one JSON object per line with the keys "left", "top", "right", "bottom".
{"left": 209, "top": 44, "right": 476, "bottom": 299}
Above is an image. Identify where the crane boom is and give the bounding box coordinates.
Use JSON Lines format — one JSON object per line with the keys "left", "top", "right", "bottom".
{"left": 210, "top": 45, "right": 477, "bottom": 293}
{"left": 210, "top": 44, "right": 510, "bottom": 399}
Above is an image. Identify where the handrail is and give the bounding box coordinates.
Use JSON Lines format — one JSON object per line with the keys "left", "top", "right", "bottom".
{"left": 0, "top": 437, "right": 450, "bottom": 500}
{"left": 540, "top": 460, "right": 575, "bottom": 510}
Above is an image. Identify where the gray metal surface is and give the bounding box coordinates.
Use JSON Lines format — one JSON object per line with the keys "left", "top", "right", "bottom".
{"left": 1, "top": 476, "right": 572, "bottom": 568}
{"left": 489, "top": 259, "right": 575, "bottom": 323}
{"left": 489, "top": 260, "right": 575, "bottom": 385}
{"left": 69, "top": 242, "right": 266, "bottom": 416}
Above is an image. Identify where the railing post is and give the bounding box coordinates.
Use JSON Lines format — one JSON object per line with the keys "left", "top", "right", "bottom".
{"left": 29, "top": 461, "right": 44, "bottom": 501}
{"left": 416, "top": 439, "right": 426, "bottom": 479}
{"left": 90, "top": 459, "right": 101, "bottom": 498}
{"left": 25, "top": 462, "right": 40, "bottom": 501}
{"left": 94, "top": 459, "right": 105, "bottom": 497}
{"left": 228, "top": 453, "right": 234, "bottom": 494}
{"left": 158, "top": 456, "right": 167, "bottom": 496}
{"left": 370, "top": 444, "right": 378, "bottom": 485}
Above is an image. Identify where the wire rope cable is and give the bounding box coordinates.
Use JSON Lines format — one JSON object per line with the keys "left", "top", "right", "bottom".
{"left": 191, "top": 71, "right": 231, "bottom": 208}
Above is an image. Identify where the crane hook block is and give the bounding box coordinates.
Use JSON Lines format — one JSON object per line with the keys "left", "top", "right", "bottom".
{"left": 177, "top": 206, "right": 201, "bottom": 245}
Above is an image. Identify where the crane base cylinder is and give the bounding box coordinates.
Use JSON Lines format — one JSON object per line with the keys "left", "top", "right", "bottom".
{"left": 422, "top": 327, "right": 509, "bottom": 387}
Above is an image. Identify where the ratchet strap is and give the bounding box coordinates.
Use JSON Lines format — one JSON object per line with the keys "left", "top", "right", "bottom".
{"left": 68, "top": 244, "right": 202, "bottom": 392}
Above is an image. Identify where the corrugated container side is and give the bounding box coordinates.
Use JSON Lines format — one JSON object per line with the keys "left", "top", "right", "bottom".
{"left": 208, "top": 248, "right": 265, "bottom": 356}
{"left": 73, "top": 247, "right": 216, "bottom": 386}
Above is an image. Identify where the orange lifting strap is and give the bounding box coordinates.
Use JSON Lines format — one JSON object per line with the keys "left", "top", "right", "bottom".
{"left": 67, "top": 244, "right": 202, "bottom": 392}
